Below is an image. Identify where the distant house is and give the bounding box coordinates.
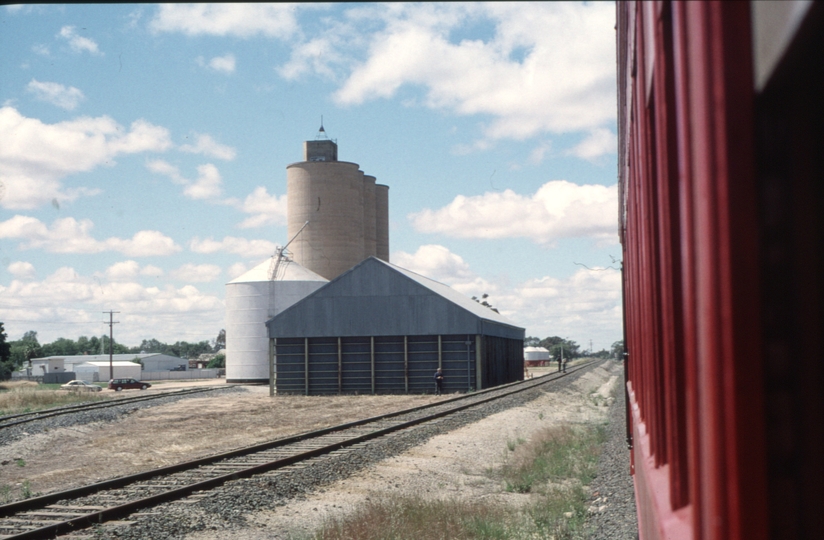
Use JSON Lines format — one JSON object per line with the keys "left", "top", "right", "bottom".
{"left": 31, "top": 353, "right": 185, "bottom": 381}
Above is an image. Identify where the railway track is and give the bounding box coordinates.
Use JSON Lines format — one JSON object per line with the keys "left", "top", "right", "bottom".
{"left": 0, "top": 360, "right": 597, "bottom": 539}
{"left": 0, "top": 386, "right": 231, "bottom": 430}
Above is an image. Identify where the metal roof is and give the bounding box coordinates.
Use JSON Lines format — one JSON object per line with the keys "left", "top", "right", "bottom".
{"left": 33, "top": 353, "right": 174, "bottom": 363}
{"left": 267, "top": 257, "right": 524, "bottom": 340}
{"left": 228, "top": 257, "right": 328, "bottom": 284}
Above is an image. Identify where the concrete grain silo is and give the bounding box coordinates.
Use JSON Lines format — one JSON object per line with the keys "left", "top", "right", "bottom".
{"left": 286, "top": 136, "right": 389, "bottom": 280}
{"left": 363, "top": 175, "right": 377, "bottom": 258}
{"left": 375, "top": 183, "right": 390, "bottom": 261}
{"left": 225, "top": 257, "right": 327, "bottom": 383}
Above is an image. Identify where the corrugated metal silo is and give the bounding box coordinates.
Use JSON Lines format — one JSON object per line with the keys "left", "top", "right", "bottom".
{"left": 225, "top": 258, "right": 327, "bottom": 383}
{"left": 524, "top": 346, "right": 551, "bottom": 366}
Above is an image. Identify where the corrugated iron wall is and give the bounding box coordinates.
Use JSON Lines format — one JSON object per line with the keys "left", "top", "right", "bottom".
{"left": 274, "top": 333, "right": 524, "bottom": 395}
{"left": 481, "top": 335, "right": 525, "bottom": 389}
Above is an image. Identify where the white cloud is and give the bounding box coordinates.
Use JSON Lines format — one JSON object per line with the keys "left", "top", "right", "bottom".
{"left": 510, "top": 268, "right": 622, "bottom": 347}
{"left": 179, "top": 133, "right": 236, "bottom": 160}
{"left": 170, "top": 263, "right": 222, "bottom": 283}
{"left": 409, "top": 181, "right": 619, "bottom": 246}
{"left": 227, "top": 262, "right": 248, "bottom": 280}
{"left": 140, "top": 265, "right": 164, "bottom": 278}
{"left": 1, "top": 266, "right": 225, "bottom": 345}
{"left": 31, "top": 44, "right": 50, "bottom": 56}
{"left": 185, "top": 164, "right": 222, "bottom": 199}
{"left": 392, "top": 244, "right": 475, "bottom": 283}
{"left": 189, "top": 236, "right": 277, "bottom": 258}
{"left": 392, "top": 244, "right": 622, "bottom": 349}
{"left": 196, "top": 53, "right": 236, "bottom": 74}
{"left": 26, "top": 79, "right": 85, "bottom": 110}
{"left": 102, "top": 260, "right": 141, "bottom": 281}
{"left": 147, "top": 160, "right": 224, "bottom": 200}
{"left": 8, "top": 261, "right": 36, "bottom": 279}
{"left": 0, "top": 215, "right": 181, "bottom": 256}
{"left": 150, "top": 4, "right": 299, "bottom": 38}
{"left": 528, "top": 140, "right": 553, "bottom": 165}
{"left": 58, "top": 26, "right": 102, "bottom": 55}
{"left": 392, "top": 244, "right": 495, "bottom": 298}
{"left": 229, "top": 186, "right": 288, "bottom": 228}
{"left": 281, "top": 3, "right": 615, "bottom": 144}
{"left": 0, "top": 106, "right": 172, "bottom": 209}
{"left": 566, "top": 128, "right": 617, "bottom": 160}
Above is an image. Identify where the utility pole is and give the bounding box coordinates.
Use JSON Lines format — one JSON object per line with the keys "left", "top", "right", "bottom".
{"left": 103, "top": 311, "right": 120, "bottom": 381}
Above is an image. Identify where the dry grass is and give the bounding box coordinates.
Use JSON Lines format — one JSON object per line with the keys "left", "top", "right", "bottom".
{"left": 309, "top": 424, "right": 605, "bottom": 540}
{"left": 501, "top": 425, "right": 602, "bottom": 494}
{"left": 0, "top": 384, "right": 107, "bottom": 415}
{"left": 311, "top": 496, "right": 516, "bottom": 540}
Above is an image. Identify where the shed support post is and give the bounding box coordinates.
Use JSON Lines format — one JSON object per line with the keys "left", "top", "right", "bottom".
{"left": 404, "top": 336, "right": 409, "bottom": 393}
{"left": 370, "top": 337, "right": 375, "bottom": 394}
{"left": 269, "top": 338, "right": 276, "bottom": 397}
{"left": 438, "top": 335, "right": 442, "bottom": 368}
{"left": 475, "top": 335, "right": 482, "bottom": 390}
{"left": 337, "top": 337, "right": 342, "bottom": 394}
{"left": 304, "top": 337, "right": 309, "bottom": 396}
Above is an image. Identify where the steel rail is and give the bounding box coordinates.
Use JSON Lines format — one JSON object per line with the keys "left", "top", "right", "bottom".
{"left": 0, "top": 386, "right": 231, "bottom": 429}
{"left": 0, "top": 360, "right": 598, "bottom": 539}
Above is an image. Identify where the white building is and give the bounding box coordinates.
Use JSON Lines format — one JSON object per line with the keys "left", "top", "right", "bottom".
{"left": 31, "top": 353, "right": 183, "bottom": 380}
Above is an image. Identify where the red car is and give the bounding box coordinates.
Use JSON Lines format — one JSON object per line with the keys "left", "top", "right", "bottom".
{"left": 108, "top": 378, "right": 151, "bottom": 391}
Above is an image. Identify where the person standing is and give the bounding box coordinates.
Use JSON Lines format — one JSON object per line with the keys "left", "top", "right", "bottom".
{"left": 434, "top": 367, "right": 444, "bottom": 395}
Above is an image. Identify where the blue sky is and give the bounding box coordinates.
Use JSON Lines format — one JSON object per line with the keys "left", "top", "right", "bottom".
{"left": 0, "top": 3, "right": 621, "bottom": 352}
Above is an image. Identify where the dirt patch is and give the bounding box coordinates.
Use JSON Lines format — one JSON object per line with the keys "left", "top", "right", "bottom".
{"left": 0, "top": 386, "right": 448, "bottom": 497}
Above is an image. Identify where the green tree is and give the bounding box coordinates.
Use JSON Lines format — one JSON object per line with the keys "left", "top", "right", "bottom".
{"left": 524, "top": 336, "right": 541, "bottom": 347}
{"left": 206, "top": 353, "right": 225, "bottom": 369}
{"left": 0, "top": 323, "right": 13, "bottom": 380}
{"left": 41, "top": 337, "right": 80, "bottom": 357}
{"left": 539, "top": 336, "right": 581, "bottom": 361}
{"left": 611, "top": 340, "right": 625, "bottom": 360}
{"left": 213, "top": 329, "right": 226, "bottom": 352}
{"left": 138, "top": 338, "right": 165, "bottom": 354}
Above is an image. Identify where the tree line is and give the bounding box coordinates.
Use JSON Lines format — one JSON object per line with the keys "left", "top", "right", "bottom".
{"left": 0, "top": 323, "right": 226, "bottom": 379}
{"left": 523, "top": 336, "right": 624, "bottom": 361}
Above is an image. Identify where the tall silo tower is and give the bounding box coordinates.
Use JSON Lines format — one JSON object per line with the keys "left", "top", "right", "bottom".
{"left": 286, "top": 133, "right": 389, "bottom": 280}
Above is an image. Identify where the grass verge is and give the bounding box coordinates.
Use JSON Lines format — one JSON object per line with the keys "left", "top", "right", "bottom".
{"left": 307, "top": 423, "right": 605, "bottom": 540}
{"left": 0, "top": 382, "right": 107, "bottom": 415}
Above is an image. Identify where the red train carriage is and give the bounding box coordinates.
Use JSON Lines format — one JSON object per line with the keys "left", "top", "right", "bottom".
{"left": 617, "top": 2, "right": 823, "bottom": 539}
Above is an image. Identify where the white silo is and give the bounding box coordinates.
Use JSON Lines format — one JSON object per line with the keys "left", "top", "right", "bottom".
{"left": 524, "top": 346, "right": 551, "bottom": 366}
{"left": 225, "top": 257, "right": 327, "bottom": 383}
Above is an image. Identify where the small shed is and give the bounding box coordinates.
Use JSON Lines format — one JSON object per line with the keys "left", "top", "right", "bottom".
{"left": 75, "top": 361, "right": 142, "bottom": 382}
{"left": 267, "top": 257, "right": 525, "bottom": 395}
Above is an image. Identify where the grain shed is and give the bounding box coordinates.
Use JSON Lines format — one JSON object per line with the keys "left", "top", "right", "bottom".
{"left": 266, "top": 257, "right": 525, "bottom": 395}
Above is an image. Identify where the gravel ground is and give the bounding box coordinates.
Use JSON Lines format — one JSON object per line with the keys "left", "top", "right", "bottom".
{"left": 0, "top": 386, "right": 243, "bottom": 449}
{"left": 71, "top": 361, "right": 640, "bottom": 540}
{"left": 584, "top": 373, "right": 638, "bottom": 539}
{"left": 1, "top": 363, "right": 639, "bottom": 539}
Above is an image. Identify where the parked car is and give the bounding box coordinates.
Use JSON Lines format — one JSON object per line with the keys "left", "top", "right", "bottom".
{"left": 60, "top": 380, "right": 103, "bottom": 392}
{"left": 108, "top": 378, "right": 151, "bottom": 391}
